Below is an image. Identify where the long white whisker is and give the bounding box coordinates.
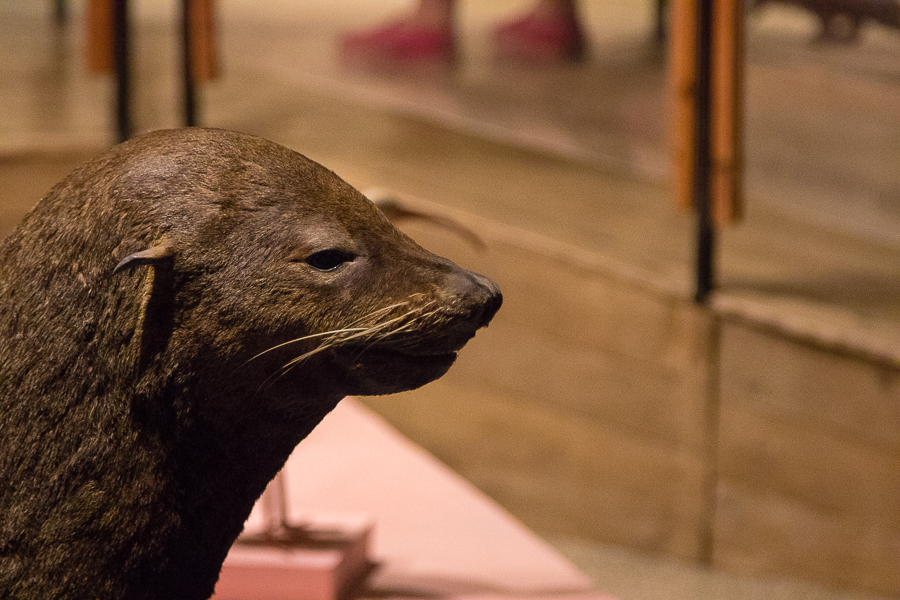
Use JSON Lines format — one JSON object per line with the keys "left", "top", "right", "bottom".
{"left": 245, "top": 328, "right": 369, "bottom": 365}
{"left": 346, "top": 301, "right": 411, "bottom": 326}
{"left": 278, "top": 304, "right": 435, "bottom": 371}
{"left": 280, "top": 316, "right": 408, "bottom": 369}
{"left": 343, "top": 307, "right": 442, "bottom": 362}
{"left": 256, "top": 297, "right": 441, "bottom": 393}
{"left": 246, "top": 301, "right": 416, "bottom": 368}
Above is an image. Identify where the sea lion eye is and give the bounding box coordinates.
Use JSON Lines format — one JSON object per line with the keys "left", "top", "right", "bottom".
{"left": 304, "top": 249, "right": 354, "bottom": 272}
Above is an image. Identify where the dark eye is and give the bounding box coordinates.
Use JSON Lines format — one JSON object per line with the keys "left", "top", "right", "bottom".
{"left": 304, "top": 249, "right": 354, "bottom": 272}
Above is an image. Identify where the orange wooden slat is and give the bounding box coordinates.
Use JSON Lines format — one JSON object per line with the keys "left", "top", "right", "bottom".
{"left": 85, "top": 0, "right": 113, "bottom": 73}
{"left": 711, "top": 0, "right": 745, "bottom": 225}
{"left": 669, "top": 0, "right": 699, "bottom": 213}
{"left": 85, "top": 0, "right": 217, "bottom": 83}
{"left": 189, "top": 0, "right": 219, "bottom": 82}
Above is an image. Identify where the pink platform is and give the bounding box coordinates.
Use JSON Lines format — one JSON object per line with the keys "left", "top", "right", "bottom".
{"left": 213, "top": 399, "right": 614, "bottom": 600}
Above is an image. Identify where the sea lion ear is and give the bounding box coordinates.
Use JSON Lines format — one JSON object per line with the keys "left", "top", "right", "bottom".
{"left": 114, "top": 242, "right": 175, "bottom": 274}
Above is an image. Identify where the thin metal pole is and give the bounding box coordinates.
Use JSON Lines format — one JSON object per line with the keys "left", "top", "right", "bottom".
{"left": 113, "top": 0, "right": 133, "bottom": 142}
{"left": 694, "top": 0, "right": 715, "bottom": 304}
{"left": 54, "top": 0, "right": 68, "bottom": 26}
{"left": 655, "top": 0, "right": 668, "bottom": 43}
{"left": 182, "top": 0, "right": 197, "bottom": 127}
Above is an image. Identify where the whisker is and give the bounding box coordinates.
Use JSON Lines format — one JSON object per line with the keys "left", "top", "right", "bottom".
{"left": 278, "top": 303, "right": 435, "bottom": 371}
{"left": 344, "top": 306, "right": 442, "bottom": 362}
{"left": 245, "top": 301, "right": 416, "bottom": 367}
{"left": 244, "top": 328, "right": 368, "bottom": 365}
{"left": 281, "top": 313, "right": 413, "bottom": 368}
{"left": 255, "top": 297, "right": 440, "bottom": 393}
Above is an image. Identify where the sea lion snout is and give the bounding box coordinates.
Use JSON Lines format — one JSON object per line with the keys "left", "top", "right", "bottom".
{"left": 439, "top": 267, "right": 503, "bottom": 331}
{"left": 326, "top": 252, "right": 502, "bottom": 396}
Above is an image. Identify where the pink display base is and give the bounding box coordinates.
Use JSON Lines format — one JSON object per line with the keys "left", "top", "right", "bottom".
{"left": 212, "top": 517, "right": 373, "bottom": 600}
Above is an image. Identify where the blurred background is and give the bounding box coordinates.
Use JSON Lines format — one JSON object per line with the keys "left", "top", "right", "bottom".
{"left": 1, "top": 1, "right": 898, "bottom": 598}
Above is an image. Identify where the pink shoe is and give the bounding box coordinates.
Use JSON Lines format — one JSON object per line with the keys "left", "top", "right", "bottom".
{"left": 341, "top": 20, "right": 456, "bottom": 65}
{"left": 494, "top": 12, "right": 586, "bottom": 63}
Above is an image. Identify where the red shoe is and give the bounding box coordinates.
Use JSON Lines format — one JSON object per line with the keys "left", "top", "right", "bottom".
{"left": 341, "top": 20, "right": 456, "bottom": 64}
{"left": 494, "top": 12, "right": 586, "bottom": 63}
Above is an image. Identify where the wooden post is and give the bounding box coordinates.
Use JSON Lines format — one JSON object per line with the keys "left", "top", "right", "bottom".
{"left": 669, "top": 0, "right": 744, "bottom": 302}
{"left": 186, "top": 0, "right": 218, "bottom": 83}
{"left": 85, "top": 0, "right": 132, "bottom": 142}
{"left": 670, "top": 0, "right": 744, "bottom": 223}
{"left": 183, "top": 0, "right": 218, "bottom": 127}
{"left": 85, "top": 0, "right": 113, "bottom": 73}
{"left": 669, "top": 0, "right": 698, "bottom": 215}
{"left": 711, "top": 0, "right": 744, "bottom": 225}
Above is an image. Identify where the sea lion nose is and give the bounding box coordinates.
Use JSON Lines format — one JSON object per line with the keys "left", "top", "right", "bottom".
{"left": 471, "top": 272, "right": 503, "bottom": 327}
{"left": 446, "top": 269, "right": 503, "bottom": 329}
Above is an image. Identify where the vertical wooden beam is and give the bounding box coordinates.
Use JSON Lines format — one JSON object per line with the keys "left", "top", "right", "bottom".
{"left": 182, "top": 0, "right": 218, "bottom": 127}
{"left": 88, "top": 0, "right": 217, "bottom": 139}
{"left": 711, "top": 0, "right": 744, "bottom": 226}
{"left": 669, "top": 0, "right": 698, "bottom": 214}
{"left": 86, "top": 0, "right": 132, "bottom": 142}
{"left": 670, "top": 0, "right": 744, "bottom": 302}
{"left": 85, "top": 0, "right": 113, "bottom": 73}
{"left": 670, "top": 0, "right": 717, "bottom": 303}
{"left": 188, "top": 0, "right": 218, "bottom": 83}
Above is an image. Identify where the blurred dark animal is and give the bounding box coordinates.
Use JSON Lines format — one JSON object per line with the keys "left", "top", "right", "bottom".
{"left": 754, "top": 0, "right": 900, "bottom": 41}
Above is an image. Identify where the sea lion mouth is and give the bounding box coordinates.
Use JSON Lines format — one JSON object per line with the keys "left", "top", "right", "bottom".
{"left": 338, "top": 343, "right": 460, "bottom": 365}
{"left": 330, "top": 342, "right": 461, "bottom": 395}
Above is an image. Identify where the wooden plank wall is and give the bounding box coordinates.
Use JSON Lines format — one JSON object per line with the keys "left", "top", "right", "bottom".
{"left": 364, "top": 215, "right": 900, "bottom": 596}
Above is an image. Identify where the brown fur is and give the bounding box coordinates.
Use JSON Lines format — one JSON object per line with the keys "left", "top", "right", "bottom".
{"left": 0, "top": 128, "right": 500, "bottom": 600}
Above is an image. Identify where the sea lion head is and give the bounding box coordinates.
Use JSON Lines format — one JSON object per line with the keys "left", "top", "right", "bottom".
{"left": 107, "top": 128, "right": 501, "bottom": 409}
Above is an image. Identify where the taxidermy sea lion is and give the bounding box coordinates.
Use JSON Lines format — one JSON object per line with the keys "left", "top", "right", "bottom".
{"left": 0, "top": 128, "right": 501, "bottom": 600}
